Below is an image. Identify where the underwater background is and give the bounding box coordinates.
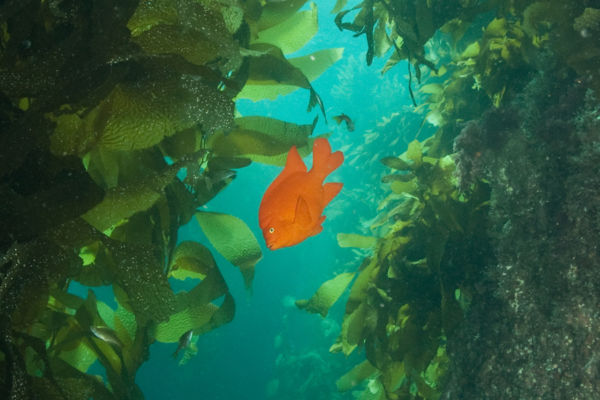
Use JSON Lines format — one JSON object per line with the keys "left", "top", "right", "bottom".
{"left": 135, "top": 6, "right": 419, "bottom": 399}
{"left": 1, "top": 0, "right": 600, "bottom": 399}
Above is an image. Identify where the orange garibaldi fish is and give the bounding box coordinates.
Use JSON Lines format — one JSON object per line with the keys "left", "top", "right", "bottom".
{"left": 259, "top": 138, "right": 344, "bottom": 250}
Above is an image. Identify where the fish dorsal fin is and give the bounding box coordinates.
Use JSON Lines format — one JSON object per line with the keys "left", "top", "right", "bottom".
{"left": 284, "top": 145, "right": 307, "bottom": 175}
{"left": 293, "top": 196, "right": 312, "bottom": 226}
{"left": 265, "top": 146, "right": 307, "bottom": 195}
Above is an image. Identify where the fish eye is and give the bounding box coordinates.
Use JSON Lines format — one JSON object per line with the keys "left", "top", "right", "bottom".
{"left": 269, "top": 227, "right": 275, "bottom": 234}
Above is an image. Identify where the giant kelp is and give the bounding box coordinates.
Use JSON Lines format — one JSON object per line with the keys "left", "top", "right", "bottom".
{"left": 300, "top": 138, "right": 492, "bottom": 399}
{"left": 301, "top": 1, "right": 600, "bottom": 399}
{"left": 0, "top": 0, "right": 340, "bottom": 398}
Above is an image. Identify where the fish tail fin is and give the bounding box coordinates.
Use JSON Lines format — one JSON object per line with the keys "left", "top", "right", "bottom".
{"left": 311, "top": 138, "right": 343, "bottom": 182}
{"left": 323, "top": 182, "right": 343, "bottom": 206}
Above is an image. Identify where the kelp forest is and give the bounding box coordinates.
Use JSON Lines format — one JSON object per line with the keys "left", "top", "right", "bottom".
{"left": 1, "top": 0, "right": 600, "bottom": 399}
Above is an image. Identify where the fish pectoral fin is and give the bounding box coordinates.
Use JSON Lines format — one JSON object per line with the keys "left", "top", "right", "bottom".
{"left": 293, "top": 196, "right": 312, "bottom": 226}
{"left": 323, "top": 182, "right": 343, "bottom": 206}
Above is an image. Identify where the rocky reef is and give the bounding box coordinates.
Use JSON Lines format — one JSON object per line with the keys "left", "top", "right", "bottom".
{"left": 447, "top": 62, "right": 600, "bottom": 398}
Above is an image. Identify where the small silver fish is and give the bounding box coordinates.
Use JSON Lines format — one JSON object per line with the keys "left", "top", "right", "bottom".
{"left": 90, "top": 326, "right": 123, "bottom": 349}
{"left": 173, "top": 330, "right": 193, "bottom": 359}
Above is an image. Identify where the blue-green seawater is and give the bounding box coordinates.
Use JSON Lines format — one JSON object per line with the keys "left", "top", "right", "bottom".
{"left": 123, "top": 3, "right": 430, "bottom": 399}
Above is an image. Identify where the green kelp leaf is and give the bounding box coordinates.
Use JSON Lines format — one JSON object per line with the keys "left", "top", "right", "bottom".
{"left": 380, "top": 156, "right": 412, "bottom": 170}
{"left": 412, "top": 372, "right": 439, "bottom": 400}
{"left": 155, "top": 303, "right": 219, "bottom": 343}
{"left": 133, "top": 24, "right": 221, "bottom": 66}
{"left": 255, "top": 0, "right": 310, "bottom": 32}
{"left": 69, "top": 291, "right": 124, "bottom": 376}
{"left": 207, "top": 116, "right": 318, "bottom": 166}
{"left": 82, "top": 148, "right": 121, "bottom": 190}
{"left": 107, "top": 242, "right": 176, "bottom": 325}
{"left": 168, "top": 241, "right": 216, "bottom": 281}
{"left": 296, "top": 272, "right": 355, "bottom": 317}
{"left": 360, "top": 378, "right": 385, "bottom": 400}
{"left": 485, "top": 17, "right": 508, "bottom": 37}
{"left": 128, "top": 0, "right": 241, "bottom": 72}
{"left": 200, "top": 292, "right": 235, "bottom": 334}
{"left": 374, "top": 20, "right": 391, "bottom": 58}
{"left": 236, "top": 47, "right": 343, "bottom": 101}
{"left": 381, "top": 173, "right": 414, "bottom": 183}
{"left": 390, "top": 179, "right": 418, "bottom": 195}
{"left": 127, "top": 0, "right": 178, "bottom": 36}
{"left": 254, "top": 2, "right": 318, "bottom": 54}
{"left": 415, "top": 0, "right": 435, "bottom": 43}
{"left": 346, "top": 258, "right": 379, "bottom": 313}
{"left": 96, "top": 301, "right": 116, "bottom": 330}
{"left": 58, "top": 341, "right": 98, "bottom": 374}
{"left": 420, "top": 83, "right": 444, "bottom": 96}
{"left": 242, "top": 43, "right": 310, "bottom": 87}
{"left": 82, "top": 161, "right": 182, "bottom": 232}
{"left": 114, "top": 302, "right": 137, "bottom": 345}
{"left": 337, "top": 360, "right": 377, "bottom": 392}
{"left": 440, "top": 18, "right": 469, "bottom": 45}
{"left": 195, "top": 211, "right": 262, "bottom": 288}
{"left": 156, "top": 253, "right": 233, "bottom": 342}
{"left": 98, "top": 80, "right": 232, "bottom": 150}
{"left": 423, "top": 345, "right": 449, "bottom": 391}
{"left": 461, "top": 41, "right": 480, "bottom": 59}
{"left": 340, "top": 302, "right": 368, "bottom": 356}
{"left": 289, "top": 48, "right": 344, "bottom": 81}
{"left": 155, "top": 293, "right": 235, "bottom": 343}
{"left": 49, "top": 111, "right": 99, "bottom": 157}
{"left": 160, "top": 127, "right": 204, "bottom": 160}
{"left": 208, "top": 156, "right": 252, "bottom": 171}
{"left": 406, "top": 140, "right": 423, "bottom": 166}
{"left": 35, "top": 358, "right": 115, "bottom": 400}
{"left": 53, "top": 73, "right": 234, "bottom": 155}
{"left": 337, "top": 233, "right": 378, "bottom": 249}
{"left": 381, "top": 361, "right": 406, "bottom": 393}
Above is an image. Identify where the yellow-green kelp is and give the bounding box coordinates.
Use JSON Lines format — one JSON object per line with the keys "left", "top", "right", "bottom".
{"left": 299, "top": 136, "right": 491, "bottom": 399}
{"left": 298, "top": 1, "right": 600, "bottom": 399}
{"left": 0, "top": 0, "right": 341, "bottom": 398}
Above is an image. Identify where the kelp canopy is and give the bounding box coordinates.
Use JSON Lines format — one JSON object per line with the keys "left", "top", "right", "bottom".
{"left": 0, "top": 0, "right": 341, "bottom": 398}
{"left": 298, "top": 0, "right": 600, "bottom": 399}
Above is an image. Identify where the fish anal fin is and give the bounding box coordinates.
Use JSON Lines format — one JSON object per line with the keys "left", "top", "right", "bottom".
{"left": 294, "top": 196, "right": 312, "bottom": 226}
{"left": 308, "top": 216, "right": 326, "bottom": 237}
{"left": 323, "top": 182, "right": 343, "bottom": 207}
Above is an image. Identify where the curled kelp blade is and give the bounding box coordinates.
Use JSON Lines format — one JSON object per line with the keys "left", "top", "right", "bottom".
{"left": 195, "top": 211, "right": 262, "bottom": 289}
{"left": 208, "top": 116, "right": 323, "bottom": 166}
{"left": 295, "top": 272, "right": 355, "bottom": 317}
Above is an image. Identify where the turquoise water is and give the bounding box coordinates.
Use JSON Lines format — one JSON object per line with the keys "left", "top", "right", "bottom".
{"left": 4, "top": 1, "right": 600, "bottom": 399}
{"left": 135, "top": 3, "right": 423, "bottom": 398}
